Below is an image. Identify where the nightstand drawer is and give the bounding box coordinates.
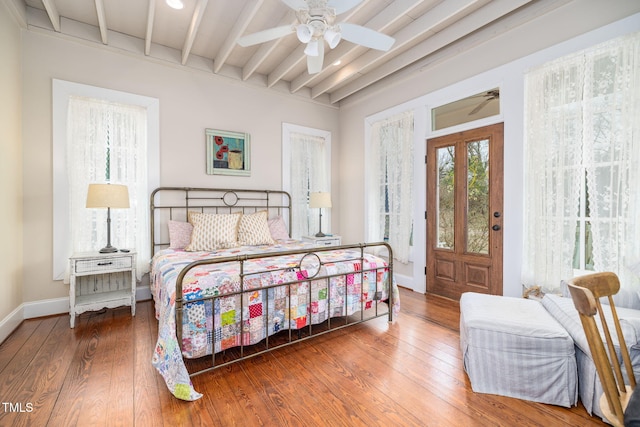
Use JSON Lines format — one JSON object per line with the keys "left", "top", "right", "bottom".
{"left": 74, "top": 256, "right": 132, "bottom": 274}
{"left": 315, "top": 238, "right": 340, "bottom": 246}
{"left": 302, "top": 235, "right": 342, "bottom": 247}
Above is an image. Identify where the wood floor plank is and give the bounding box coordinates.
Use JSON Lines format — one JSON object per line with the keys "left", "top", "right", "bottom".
{"left": 0, "top": 317, "right": 58, "bottom": 391}
{"left": 0, "top": 318, "right": 40, "bottom": 373}
{"left": 0, "top": 316, "right": 78, "bottom": 427}
{"left": 46, "top": 312, "right": 100, "bottom": 427}
{"left": 133, "top": 300, "right": 165, "bottom": 427}
{"left": 0, "top": 288, "right": 607, "bottom": 426}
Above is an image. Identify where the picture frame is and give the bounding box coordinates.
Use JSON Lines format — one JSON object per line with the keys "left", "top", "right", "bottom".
{"left": 205, "top": 128, "right": 251, "bottom": 176}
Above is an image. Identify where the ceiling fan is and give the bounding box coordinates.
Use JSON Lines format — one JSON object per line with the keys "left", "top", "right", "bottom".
{"left": 237, "top": 0, "right": 395, "bottom": 74}
{"left": 468, "top": 89, "right": 500, "bottom": 115}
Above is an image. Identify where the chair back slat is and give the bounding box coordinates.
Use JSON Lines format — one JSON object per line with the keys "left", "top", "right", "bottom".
{"left": 568, "top": 272, "right": 636, "bottom": 427}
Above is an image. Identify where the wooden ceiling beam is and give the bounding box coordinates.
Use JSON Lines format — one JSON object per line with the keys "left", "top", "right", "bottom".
{"left": 213, "top": 0, "right": 264, "bottom": 73}
{"left": 144, "top": 0, "right": 156, "bottom": 56}
{"left": 41, "top": 0, "right": 61, "bottom": 32}
{"left": 95, "top": 0, "right": 108, "bottom": 44}
{"left": 313, "top": 0, "right": 489, "bottom": 99}
{"left": 329, "top": 0, "right": 538, "bottom": 103}
{"left": 181, "top": 0, "right": 209, "bottom": 65}
{"left": 242, "top": 14, "right": 296, "bottom": 81}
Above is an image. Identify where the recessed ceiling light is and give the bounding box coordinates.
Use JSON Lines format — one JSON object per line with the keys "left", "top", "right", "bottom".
{"left": 333, "top": 60, "right": 342, "bottom": 66}
{"left": 166, "top": 0, "right": 184, "bottom": 10}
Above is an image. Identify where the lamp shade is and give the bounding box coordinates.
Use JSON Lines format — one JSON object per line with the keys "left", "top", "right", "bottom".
{"left": 309, "top": 192, "right": 332, "bottom": 208}
{"left": 324, "top": 28, "right": 341, "bottom": 49}
{"left": 86, "top": 184, "right": 130, "bottom": 209}
{"left": 296, "top": 24, "right": 313, "bottom": 43}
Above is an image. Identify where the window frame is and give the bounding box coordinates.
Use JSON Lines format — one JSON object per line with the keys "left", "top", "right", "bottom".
{"left": 52, "top": 79, "right": 160, "bottom": 280}
{"left": 281, "top": 122, "right": 332, "bottom": 238}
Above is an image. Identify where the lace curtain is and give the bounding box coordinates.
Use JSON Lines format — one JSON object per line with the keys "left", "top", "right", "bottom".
{"left": 523, "top": 32, "right": 640, "bottom": 295}
{"left": 368, "top": 110, "right": 414, "bottom": 263}
{"left": 288, "top": 132, "right": 329, "bottom": 239}
{"left": 67, "top": 96, "right": 149, "bottom": 278}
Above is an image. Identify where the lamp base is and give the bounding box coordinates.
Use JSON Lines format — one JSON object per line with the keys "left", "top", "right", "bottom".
{"left": 315, "top": 231, "right": 326, "bottom": 237}
{"left": 99, "top": 245, "right": 118, "bottom": 253}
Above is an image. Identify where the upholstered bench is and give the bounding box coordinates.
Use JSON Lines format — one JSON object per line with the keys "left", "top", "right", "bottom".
{"left": 460, "top": 292, "right": 578, "bottom": 407}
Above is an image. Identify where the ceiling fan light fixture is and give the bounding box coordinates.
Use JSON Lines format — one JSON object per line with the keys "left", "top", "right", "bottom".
{"left": 304, "top": 39, "right": 320, "bottom": 56}
{"left": 296, "top": 24, "right": 313, "bottom": 43}
{"left": 166, "top": 0, "right": 184, "bottom": 10}
{"left": 324, "top": 28, "right": 341, "bottom": 49}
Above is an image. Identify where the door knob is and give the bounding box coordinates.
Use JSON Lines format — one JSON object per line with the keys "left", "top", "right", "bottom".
{"left": 492, "top": 224, "right": 501, "bottom": 231}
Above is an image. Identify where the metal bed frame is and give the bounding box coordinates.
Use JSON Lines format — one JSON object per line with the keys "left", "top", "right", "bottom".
{"left": 150, "top": 187, "right": 394, "bottom": 377}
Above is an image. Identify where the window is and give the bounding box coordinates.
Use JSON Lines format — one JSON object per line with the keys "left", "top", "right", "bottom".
{"left": 366, "top": 110, "right": 414, "bottom": 263}
{"left": 53, "top": 80, "right": 159, "bottom": 281}
{"left": 523, "top": 32, "right": 640, "bottom": 295}
{"left": 282, "top": 123, "right": 331, "bottom": 239}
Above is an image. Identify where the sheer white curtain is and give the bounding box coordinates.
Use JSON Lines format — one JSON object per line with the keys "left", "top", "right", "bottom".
{"left": 367, "top": 110, "right": 414, "bottom": 263}
{"left": 289, "top": 132, "right": 329, "bottom": 239}
{"left": 523, "top": 32, "right": 640, "bottom": 295}
{"left": 67, "top": 96, "right": 149, "bottom": 278}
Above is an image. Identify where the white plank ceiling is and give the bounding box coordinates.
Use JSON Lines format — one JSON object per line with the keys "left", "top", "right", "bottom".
{"left": 17, "top": 0, "right": 578, "bottom": 105}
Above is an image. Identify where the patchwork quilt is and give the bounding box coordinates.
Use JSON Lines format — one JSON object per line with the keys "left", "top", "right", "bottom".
{"left": 150, "top": 240, "right": 400, "bottom": 400}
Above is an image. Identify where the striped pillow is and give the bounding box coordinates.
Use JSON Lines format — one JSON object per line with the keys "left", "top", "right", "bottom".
{"left": 238, "top": 211, "right": 275, "bottom": 246}
{"left": 184, "top": 212, "right": 241, "bottom": 251}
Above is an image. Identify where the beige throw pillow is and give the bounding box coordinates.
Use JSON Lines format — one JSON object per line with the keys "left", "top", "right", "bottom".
{"left": 184, "top": 211, "right": 241, "bottom": 251}
{"left": 238, "top": 211, "right": 275, "bottom": 246}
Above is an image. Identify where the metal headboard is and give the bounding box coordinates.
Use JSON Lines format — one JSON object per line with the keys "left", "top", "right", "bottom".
{"left": 150, "top": 187, "right": 292, "bottom": 255}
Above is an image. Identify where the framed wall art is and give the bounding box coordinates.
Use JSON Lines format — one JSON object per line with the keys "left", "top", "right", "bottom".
{"left": 206, "top": 128, "right": 251, "bottom": 176}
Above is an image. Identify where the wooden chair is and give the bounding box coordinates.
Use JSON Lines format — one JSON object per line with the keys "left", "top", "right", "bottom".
{"left": 567, "top": 272, "right": 637, "bottom": 427}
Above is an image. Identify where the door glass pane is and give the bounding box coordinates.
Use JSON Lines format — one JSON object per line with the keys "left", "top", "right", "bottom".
{"left": 436, "top": 146, "right": 455, "bottom": 249}
{"left": 466, "top": 139, "right": 489, "bottom": 254}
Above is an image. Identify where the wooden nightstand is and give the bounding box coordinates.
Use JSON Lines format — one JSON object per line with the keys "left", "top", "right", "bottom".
{"left": 69, "top": 251, "right": 136, "bottom": 328}
{"left": 301, "top": 235, "right": 342, "bottom": 247}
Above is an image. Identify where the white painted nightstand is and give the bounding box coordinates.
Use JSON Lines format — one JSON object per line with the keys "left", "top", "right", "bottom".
{"left": 69, "top": 251, "right": 136, "bottom": 328}
{"left": 301, "top": 235, "right": 342, "bottom": 247}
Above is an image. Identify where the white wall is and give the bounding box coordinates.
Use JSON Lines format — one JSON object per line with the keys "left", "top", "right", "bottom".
{"left": 339, "top": 4, "right": 640, "bottom": 296}
{"left": 21, "top": 30, "right": 340, "bottom": 305}
{"left": 0, "top": 0, "right": 24, "bottom": 339}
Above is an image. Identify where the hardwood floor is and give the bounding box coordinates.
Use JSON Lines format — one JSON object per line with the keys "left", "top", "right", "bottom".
{"left": 0, "top": 288, "right": 605, "bottom": 426}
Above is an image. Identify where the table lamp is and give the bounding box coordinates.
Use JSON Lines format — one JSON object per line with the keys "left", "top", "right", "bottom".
{"left": 309, "top": 192, "right": 331, "bottom": 237}
{"left": 86, "top": 183, "right": 130, "bottom": 253}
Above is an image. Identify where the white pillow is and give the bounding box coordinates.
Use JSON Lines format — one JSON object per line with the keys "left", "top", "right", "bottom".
{"left": 268, "top": 216, "right": 290, "bottom": 240}
{"left": 168, "top": 220, "right": 193, "bottom": 249}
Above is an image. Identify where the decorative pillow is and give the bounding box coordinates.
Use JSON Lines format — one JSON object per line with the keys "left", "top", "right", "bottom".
{"left": 168, "top": 220, "right": 193, "bottom": 249}
{"left": 238, "top": 211, "right": 275, "bottom": 246}
{"left": 184, "top": 212, "right": 241, "bottom": 251}
{"left": 268, "top": 215, "right": 289, "bottom": 240}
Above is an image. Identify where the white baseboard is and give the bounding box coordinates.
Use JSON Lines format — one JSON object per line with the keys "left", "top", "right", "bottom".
{"left": 0, "top": 285, "right": 152, "bottom": 344}
{"left": 394, "top": 272, "right": 414, "bottom": 290}
{"left": 0, "top": 304, "right": 24, "bottom": 345}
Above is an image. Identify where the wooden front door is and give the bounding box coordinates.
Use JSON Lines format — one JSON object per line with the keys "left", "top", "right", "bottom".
{"left": 426, "top": 123, "right": 504, "bottom": 299}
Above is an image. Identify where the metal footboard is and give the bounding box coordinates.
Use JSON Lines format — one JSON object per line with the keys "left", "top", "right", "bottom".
{"left": 174, "top": 242, "right": 394, "bottom": 377}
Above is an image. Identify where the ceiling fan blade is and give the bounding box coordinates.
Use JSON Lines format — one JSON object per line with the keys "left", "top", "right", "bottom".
{"left": 328, "top": 0, "right": 364, "bottom": 15}
{"left": 468, "top": 98, "right": 492, "bottom": 115}
{"left": 338, "top": 23, "right": 395, "bottom": 51}
{"left": 307, "top": 41, "right": 325, "bottom": 74}
{"left": 281, "top": 0, "right": 308, "bottom": 10}
{"left": 237, "top": 25, "right": 294, "bottom": 47}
